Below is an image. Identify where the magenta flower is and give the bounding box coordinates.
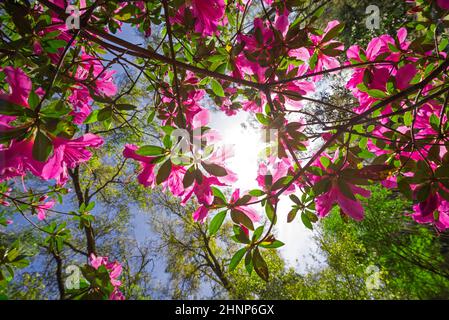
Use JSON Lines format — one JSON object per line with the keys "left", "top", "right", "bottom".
{"left": 229, "top": 189, "right": 260, "bottom": 222}
{"left": 0, "top": 67, "right": 32, "bottom": 126}
{"left": 256, "top": 158, "right": 296, "bottom": 205}
{"left": 0, "top": 67, "right": 32, "bottom": 107}
{"left": 412, "top": 193, "right": 449, "bottom": 231}
{"left": 234, "top": 11, "right": 289, "bottom": 82}
{"left": 193, "top": 205, "right": 210, "bottom": 223}
{"left": 437, "top": 0, "right": 449, "bottom": 10}
{"left": 293, "top": 21, "right": 344, "bottom": 81}
{"left": 36, "top": 196, "right": 56, "bottom": 220}
{"left": 29, "top": 133, "right": 104, "bottom": 185}
{"left": 0, "top": 134, "right": 103, "bottom": 184}
{"left": 123, "top": 144, "right": 157, "bottom": 187}
{"left": 183, "top": 175, "right": 226, "bottom": 208}
{"left": 89, "top": 253, "right": 125, "bottom": 300}
{"left": 309, "top": 155, "right": 370, "bottom": 221}
{"left": 346, "top": 28, "right": 411, "bottom": 113}
{"left": 315, "top": 182, "right": 371, "bottom": 221}
{"left": 75, "top": 53, "right": 117, "bottom": 97}
{"left": 191, "top": 0, "right": 226, "bottom": 36}
{"left": 161, "top": 87, "right": 205, "bottom": 126}
{"left": 193, "top": 188, "right": 261, "bottom": 224}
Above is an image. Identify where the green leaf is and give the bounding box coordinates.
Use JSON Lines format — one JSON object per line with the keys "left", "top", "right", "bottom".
{"left": 367, "top": 89, "right": 387, "bottom": 99}
{"left": 313, "top": 178, "right": 331, "bottom": 196}
{"left": 211, "top": 186, "right": 227, "bottom": 202}
{"left": 289, "top": 194, "right": 301, "bottom": 205}
{"left": 319, "top": 156, "right": 331, "bottom": 168}
{"left": 309, "top": 51, "right": 319, "bottom": 70}
{"left": 249, "top": 189, "right": 265, "bottom": 197}
{"left": 210, "top": 79, "right": 225, "bottom": 97}
{"left": 115, "top": 104, "right": 137, "bottom": 111}
{"left": 183, "top": 168, "right": 195, "bottom": 188}
{"left": 301, "top": 212, "right": 313, "bottom": 230}
{"left": 244, "top": 250, "right": 253, "bottom": 275}
{"left": 209, "top": 210, "right": 227, "bottom": 236}
{"left": 403, "top": 111, "right": 413, "bottom": 126}
{"left": 255, "top": 113, "right": 270, "bottom": 126}
{"left": 229, "top": 248, "right": 246, "bottom": 271}
{"left": 233, "top": 225, "right": 250, "bottom": 244}
{"left": 0, "top": 127, "right": 30, "bottom": 143}
{"left": 416, "top": 183, "right": 431, "bottom": 202}
{"left": 397, "top": 178, "right": 413, "bottom": 200}
{"left": 32, "top": 130, "right": 54, "bottom": 162}
{"left": 287, "top": 208, "right": 299, "bottom": 223}
{"left": 83, "top": 110, "right": 99, "bottom": 124}
{"left": 252, "top": 248, "right": 269, "bottom": 281}
{"left": 201, "top": 161, "right": 228, "bottom": 177}
{"left": 260, "top": 240, "right": 285, "bottom": 249}
{"left": 85, "top": 202, "right": 95, "bottom": 212}
{"left": 429, "top": 114, "right": 440, "bottom": 132}
{"left": 234, "top": 195, "right": 252, "bottom": 206}
{"left": 231, "top": 210, "right": 254, "bottom": 230}
{"left": 156, "top": 159, "right": 172, "bottom": 184}
{"left": 321, "top": 23, "right": 345, "bottom": 43}
{"left": 136, "top": 145, "right": 166, "bottom": 156}
{"left": 0, "top": 99, "right": 34, "bottom": 117}
{"left": 265, "top": 202, "right": 276, "bottom": 224}
{"left": 97, "top": 107, "right": 113, "bottom": 121}
{"left": 337, "top": 178, "right": 356, "bottom": 200}
{"left": 252, "top": 226, "right": 264, "bottom": 242}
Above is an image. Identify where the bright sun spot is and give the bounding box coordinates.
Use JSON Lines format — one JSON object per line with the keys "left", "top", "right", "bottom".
{"left": 209, "top": 111, "right": 323, "bottom": 273}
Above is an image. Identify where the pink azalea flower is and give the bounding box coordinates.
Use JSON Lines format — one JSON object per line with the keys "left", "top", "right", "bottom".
{"left": 0, "top": 139, "right": 34, "bottom": 181}
{"left": 256, "top": 158, "right": 296, "bottom": 202}
{"left": 412, "top": 193, "right": 449, "bottom": 231}
{"left": 160, "top": 88, "right": 205, "bottom": 126}
{"left": 29, "top": 134, "right": 104, "bottom": 185}
{"left": 190, "top": 0, "right": 226, "bottom": 36}
{"left": 0, "top": 67, "right": 32, "bottom": 107}
{"left": 0, "top": 133, "right": 103, "bottom": 184}
{"left": 122, "top": 144, "right": 157, "bottom": 187}
{"left": 0, "top": 67, "right": 32, "bottom": 126}
{"left": 89, "top": 253, "right": 125, "bottom": 300}
{"left": 36, "top": 196, "right": 56, "bottom": 220}
{"left": 193, "top": 205, "right": 210, "bottom": 223}
{"left": 437, "top": 0, "right": 449, "bottom": 10}
{"left": 234, "top": 11, "right": 289, "bottom": 82}
{"left": 229, "top": 189, "right": 260, "bottom": 222}
{"left": 396, "top": 64, "right": 418, "bottom": 90}
{"left": 110, "top": 288, "right": 125, "bottom": 300}
{"left": 346, "top": 28, "right": 411, "bottom": 113}
{"left": 296, "top": 21, "right": 344, "bottom": 81}
{"left": 164, "top": 165, "right": 187, "bottom": 197}
{"left": 183, "top": 176, "right": 226, "bottom": 207}
{"left": 309, "top": 154, "right": 370, "bottom": 220}
{"left": 75, "top": 53, "right": 117, "bottom": 97}
{"left": 315, "top": 182, "right": 370, "bottom": 221}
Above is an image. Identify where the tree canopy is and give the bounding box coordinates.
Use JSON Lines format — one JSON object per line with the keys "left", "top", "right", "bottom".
{"left": 1, "top": 0, "right": 449, "bottom": 300}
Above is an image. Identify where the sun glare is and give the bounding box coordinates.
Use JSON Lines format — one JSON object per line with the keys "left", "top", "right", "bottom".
{"left": 209, "top": 111, "right": 320, "bottom": 272}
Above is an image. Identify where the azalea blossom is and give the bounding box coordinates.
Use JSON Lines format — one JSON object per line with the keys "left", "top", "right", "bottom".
{"left": 35, "top": 195, "right": 56, "bottom": 220}
{"left": 412, "top": 192, "right": 449, "bottom": 231}
{"left": 190, "top": 0, "right": 226, "bottom": 36}
{"left": 123, "top": 144, "right": 157, "bottom": 188}
{"left": 309, "top": 155, "right": 370, "bottom": 220}
{"left": 292, "top": 21, "right": 344, "bottom": 82}
{"left": 0, "top": 134, "right": 103, "bottom": 184}
{"left": 89, "top": 254, "right": 125, "bottom": 300}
